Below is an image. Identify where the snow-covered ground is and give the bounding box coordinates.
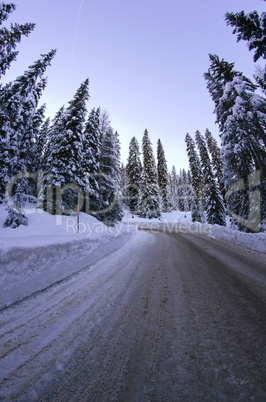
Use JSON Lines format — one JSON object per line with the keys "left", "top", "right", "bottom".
{"left": 0, "top": 204, "right": 265, "bottom": 309}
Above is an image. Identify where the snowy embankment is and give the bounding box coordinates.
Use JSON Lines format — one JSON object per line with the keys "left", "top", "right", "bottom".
{"left": 124, "top": 211, "right": 266, "bottom": 253}
{"left": 0, "top": 205, "right": 137, "bottom": 309}
{"left": 203, "top": 223, "right": 266, "bottom": 253}
{"left": 0, "top": 206, "right": 265, "bottom": 309}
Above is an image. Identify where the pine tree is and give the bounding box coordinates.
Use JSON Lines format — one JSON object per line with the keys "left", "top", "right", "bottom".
{"left": 35, "top": 116, "right": 50, "bottom": 172}
{"left": 225, "top": 10, "right": 266, "bottom": 62}
{"left": 126, "top": 136, "right": 142, "bottom": 213}
{"left": 180, "top": 169, "right": 191, "bottom": 212}
{"left": 204, "top": 54, "right": 266, "bottom": 231}
{"left": 98, "top": 127, "right": 123, "bottom": 225}
{"left": 140, "top": 129, "right": 161, "bottom": 218}
{"left": 157, "top": 139, "right": 170, "bottom": 212}
{"left": 98, "top": 109, "right": 111, "bottom": 143}
{"left": 0, "top": 2, "right": 35, "bottom": 79}
{"left": 0, "top": 50, "right": 56, "bottom": 227}
{"left": 177, "top": 169, "right": 184, "bottom": 212}
{"left": 185, "top": 133, "right": 203, "bottom": 221}
{"left": 82, "top": 107, "right": 101, "bottom": 214}
{"left": 195, "top": 131, "right": 226, "bottom": 226}
{"left": 187, "top": 170, "right": 194, "bottom": 211}
{"left": 205, "top": 129, "right": 225, "bottom": 199}
{"left": 44, "top": 79, "right": 89, "bottom": 214}
{"left": 0, "top": 50, "right": 55, "bottom": 200}
{"left": 120, "top": 162, "right": 129, "bottom": 206}
{"left": 169, "top": 166, "right": 179, "bottom": 211}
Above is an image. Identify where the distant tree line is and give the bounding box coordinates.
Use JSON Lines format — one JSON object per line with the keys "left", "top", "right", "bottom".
{"left": 0, "top": 2, "right": 265, "bottom": 233}
{"left": 0, "top": 2, "right": 196, "bottom": 228}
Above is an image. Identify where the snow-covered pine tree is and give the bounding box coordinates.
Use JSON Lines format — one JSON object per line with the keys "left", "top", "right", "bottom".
{"left": 157, "top": 139, "right": 170, "bottom": 212}
{"left": 35, "top": 116, "right": 50, "bottom": 172}
{"left": 169, "top": 166, "right": 179, "bottom": 211}
{"left": 34, "top": 115, "right": 50, "bottom": 208}
{"left": 0, "top": 50, "right": 56, "bottom": 227}
{"left": 82, "top": 107, "right": 101, "bottom": 215}
{"left": 126, "top": 136, "right": 142, "bottom": 213}
{"left": 42, "top": 106, "right": 66, "bottom": 212}
{"left": 187, "top": 170, "right": 194, "bottom": 211}
{"left": 180, "top": 169, "right": 190, "bottom": 212}
{"left": 97, "top": 127, "right": 123, "bottom": 225}
{"left": 0, "top": 2, "right": 35, "bottom": 79}
{"left": 225, "top": 10, "right": 266, "bottom": 62}
{"left": 44, "top": 79, "right": 89, "bottom": 215}
{"left": 0, "top": 51, "right": 55, "bottom": 200}
{"left": 120, "top": 162, "right": 129, "bottom": 206}
{"left": 205, "top": 129, "right": 225, "bottom": 200}
{"left": 204, "top": 54, "right": 266, "bottom": 231}
{"left": 185, "top": 133, "right": 203, "bottom": 221}
{"left": 140, "top": 129, "right": 161, "bottom": 218}
{"left": 98, "top": 109, "right": 111, "bottom": 143}
{"left": 22, "top": 103, "right": 46, "bottom": 197}
{"left": 195, "top": 131, "right": 226, "bottom": 226}
{"left": 177, "top": 169, "right": 184, "bottom": 212}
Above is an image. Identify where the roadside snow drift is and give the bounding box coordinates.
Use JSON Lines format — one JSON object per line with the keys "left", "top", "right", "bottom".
{"left": 0, "top": 207, "right": 265, "bottom": 309}
{"left": 0, "top": 205, "right": 137, "bottom": 309}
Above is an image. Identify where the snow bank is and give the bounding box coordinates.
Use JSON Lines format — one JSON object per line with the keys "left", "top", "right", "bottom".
{"left": 0, "top": 206, "right": 265, "bottom": 309}
{"left": 206, "top": 224, "right": 266, "bottom": 253}
{"left": 0, "top": 205, "right": 137, "bottom": 309}
{"left": 123, "top": 211, "right": 266, "bottom": 253}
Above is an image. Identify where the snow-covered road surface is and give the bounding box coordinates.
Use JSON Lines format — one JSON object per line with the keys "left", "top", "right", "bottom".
{"left": 0, "top": 228, "right": 265, "bottom": 401}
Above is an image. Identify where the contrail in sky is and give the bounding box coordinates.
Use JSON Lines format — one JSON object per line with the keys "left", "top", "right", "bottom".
{"left": 68, "top": 0, "right": 84, "bottom": 94}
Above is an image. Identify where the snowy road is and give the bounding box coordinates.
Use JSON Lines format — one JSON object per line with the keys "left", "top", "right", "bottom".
{"left": 0, "top": 227, "right": 265, "bottom": 401}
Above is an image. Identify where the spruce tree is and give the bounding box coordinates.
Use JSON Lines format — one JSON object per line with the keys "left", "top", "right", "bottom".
{"left": 204, "top": 54, "right": 266, "bottom": 231}
{"left": 82, "top": 107, "right": 101, "bottom": 214}
{"left": 180, "top": 169, "right": 190, "bottom": 212}
{"left": 0, "top": 50, "right": 56, "bottom": 227}
{"left": 44, "top": 79, "right": 89, "bottom": 214}
{"left": 0, "top": 50, "right": 55, "bottom": 200}
{"left": 195, "top": 131, "right": 226, "bottom": 226}
{"left": 140, "top": 129, "right": 161, "bottom": 218}
{"left": 185, "top": 133, "right": 203, "bottom": 221}
{"left": 157, "top": 139, "right": 170, "bottom": 212}
{"left": 169, "top": 166, "right": 179, "bottom": 211}
{"left": 98, "top": 127, "right": 123, "bottom": 225}
{"left": 187, "top": 170, "right": 194, "bottom": 211}
{"left": 126, "top": 136, "right": 142, "bottom": 213}
{"left": 177, "top": 169, "right": 184, "bottom": 212}
{"left": 35, "top": 116, "right": 50, "bottom": 172}
{"left": 205, "top": 129, "right": 225, "bottom": 199}
{"left": 225, "top": 10, "right": 266, "bottom": 62}
{"left": 0, "top": 2, "right": 35, "bottom": 79}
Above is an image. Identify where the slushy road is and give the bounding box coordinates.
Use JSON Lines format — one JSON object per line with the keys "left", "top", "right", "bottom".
{"left": 0, "top": 227, "right": 265, "bottom": 401}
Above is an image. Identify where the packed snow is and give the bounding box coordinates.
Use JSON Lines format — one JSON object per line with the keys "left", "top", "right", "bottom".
{"left": 0, "top": 204, "right": 265, "bottom": 309}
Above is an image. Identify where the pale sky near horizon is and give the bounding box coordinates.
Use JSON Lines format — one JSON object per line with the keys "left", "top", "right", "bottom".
{"left": 2, "top": 0, "right": 265, "bottom": 172}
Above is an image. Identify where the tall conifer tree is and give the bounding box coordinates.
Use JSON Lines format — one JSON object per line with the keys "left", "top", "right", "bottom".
{"left": 205, "top": 129, "right": 225, "bottom": 199}
{"left": 0, "top": 2, "right": 35, "bottom": 79}
{"left": 204, "top": 54, "right": 266, "bottom": 231}
{"left": 195, "top": 131, "right": 226, "bottom": 226}
{"left": 0, "top": 50, "right": 56, "bottom": 227}
{"left": 157, "top": 139, "right": 170, "bottom": 212}
{"left": 82, "top": 107, "right": 101, "bottom": 214}
{"left": 44, "top": 79, "right": 89, "bottom": 214}
{"left": 98, "top": 127, "right": 123, "bottom": 225}
{"left": 126, "top": 136, "right": 142, "bottom": 213}
{"left": 185, "top": 133, "right": 203, "bottom": 221}
{"left": 140, "top": 129, "right": 161, "bottom": 218}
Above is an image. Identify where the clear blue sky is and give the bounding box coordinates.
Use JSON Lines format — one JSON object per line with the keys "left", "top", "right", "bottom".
{"left": 3, "top": 0, "right": 265, "bottom": 171}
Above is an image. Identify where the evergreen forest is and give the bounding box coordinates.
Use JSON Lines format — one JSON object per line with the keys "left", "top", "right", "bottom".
{"left": 0, "top": 2, "right": 265, "bottom": 232}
